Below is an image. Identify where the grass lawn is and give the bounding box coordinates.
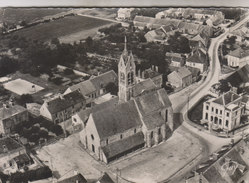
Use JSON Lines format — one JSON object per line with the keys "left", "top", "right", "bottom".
{"left": 10, "top": 15, "right": 113, "bottom": 42}
{"left": 188, "top": 95, "right": 214, "bottom": 125}
{"left": 0, "top": 8, "right": 70, "bottom": 24}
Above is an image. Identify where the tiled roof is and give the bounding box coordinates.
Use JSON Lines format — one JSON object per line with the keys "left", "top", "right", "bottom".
{"left": 228, "top": 48, "right": 249, "bottom": 59}
{"left": 213, "top": 91, "right": 240, "bottom": 106}
{"left": 46, "top": 90, "right": 85, "bottom": 114}
{"left": 58, "top": 174, "right": 88, "bottom": 183}
{"left": 91, "top": 100, "right": 143, "bottom": 139}
{"left": 76, "top": 97, "right": 118, "bottom": 123}
{"left": 0, "top": 105, "right": 27, "bottom": 121}
{"left": 97, "top": 172, "right": 114, "bottom": 183}
{"left": 134, "top": 88, "right": 172, "bottom": 117}
{"left": 68, "top": 70, "right": 117, "bottom": 96}
{"left": 0, "top": 137, "right": 24, "bottom": 154}
{"left": 133, "top": 78, "right": 157, "bottom": 97}
{"left": 190, "top": 34, "right": 206, "bottom": 46}
{"left": 176, "top": 67, "right": 192, "bottom": 79}
{"left": 187, "top": 49, "right": 207, "bottom": 63}
{"left": 102, "top": 132, "right": 144, "bottom": 159}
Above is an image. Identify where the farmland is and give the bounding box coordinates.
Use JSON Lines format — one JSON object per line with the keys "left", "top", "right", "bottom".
{"left": 0, "top": 8, "right": 70, "bottom": 24}
{"left": 9, "top": 15, "right": 114, "bottom": 42}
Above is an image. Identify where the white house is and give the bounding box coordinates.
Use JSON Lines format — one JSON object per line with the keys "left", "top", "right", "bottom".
{"left": 117, "top": 8, "right": 134, "bottom": 20}
{"left": 227, "top": 48, "right": 249, "bottom": 68}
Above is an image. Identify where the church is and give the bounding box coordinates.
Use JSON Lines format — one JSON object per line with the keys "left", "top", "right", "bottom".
{"left": 79, "top": 37, "right": 174, "bottom": 163}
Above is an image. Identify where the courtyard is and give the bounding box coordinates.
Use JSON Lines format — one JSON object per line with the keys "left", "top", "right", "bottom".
{"left": 3, "top": 78, "right": 44, "bottom": 95}
{"left": 36, "top": 126, "right": 203, "bottom": 183}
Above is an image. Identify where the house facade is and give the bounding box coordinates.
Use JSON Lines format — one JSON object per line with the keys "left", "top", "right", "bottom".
{"left": 117, "top": 8, "right": 134, "bottom": 20}
{"left": 201, "top": 91, "right": 248, "bottom": 132}
{"left": 64, "top": 70, "right": 117, "bottom": 104}
{"left": 167, "top": 67, "right": 192, "bottom": 88}
{"left": 0, "top": 137, "right": 29, "bottom": 174}
{"left": 166, "top": 52, "right": 186, "bottom": 67}
{"left": 40, "top": 90, "right": 85, "bottom": 123}
{"left": 79, "top": 38, "right": 174, "bottom": 163}
{"left": 186, "top": 48, "right": 207, "bottom": 73}
{"left": 0, "top": 103, "right": 28, "bottom": 135}
{"left": 227, "top": 48, "right": 249, "bottom": 68}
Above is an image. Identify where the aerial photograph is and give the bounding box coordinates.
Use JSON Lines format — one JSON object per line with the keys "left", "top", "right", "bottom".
{"left": 0, "top": 3, "right": 249, "bottom": 183}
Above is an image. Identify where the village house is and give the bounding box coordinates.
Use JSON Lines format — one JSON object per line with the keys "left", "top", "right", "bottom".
{"left": 0, "top": 103, "right": 28, "bottom": 135}
{"left": 136, "top": 65, "right": 163, "bottom": 88}
{"left": 58, "top": 172, "right": 88, "bottom": 183}
{"left": 144, "top": 29, "right": 166, "bottom": 43}
{"left": 0, "top": 137, "right": 32, "bottom": 174}
{"left": 117, "top": 8, "right": 134, "bottom": 20}
{"left": 79, "top": 38, "right": 174, "bottom": 163}
{"left": 189, "top": 34, "right": 207, "bottom": 49}
{"left": 96, "top": 172, "right": 115, "bottom": 183}
{"left": 227, "top": 47, "right": 249, "bottom": 68}
{"left": 166, "top": 52, "right": 186, "bottom": 67}
{"left": 167, "top": 67, "right": 192, "bottom": 88}
{"left": 64, "top": 70, "right": 117, "bottom": 104}
{"left": 186, "top": 48, "right": 208, "bottom": 73}
{"left": 186, "top": 136, "right": 249, "bottom": 183}
{"left": 201, "top": 90, "right": 249, "bottom": 132}
{"left": 40, "top": 90, "right": 85, "bottom": 123}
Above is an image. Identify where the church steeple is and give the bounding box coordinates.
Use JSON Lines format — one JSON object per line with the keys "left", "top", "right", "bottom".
{"left": 118, "top": 36, "right": 136, "bottom": 103}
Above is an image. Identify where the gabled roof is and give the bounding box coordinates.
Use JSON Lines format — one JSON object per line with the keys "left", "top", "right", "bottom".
{"left": 91, "top": 100, "right": 143, "bottom": 139}
{"left": 187, "top": 49, "right": 207, "bottom": 64}
{"left": 45, "top": 90, "right": 85, "bottom": 114}
{"left": 68, "top": 70, "right": 117, "bottom": 96}
{"left": 97, "top": 172, "right": 115, "bottom": 183}
{"left": 0, "top": 104, "right": 27, "bottom": 121}
{"left": 0, "top": 137, "right": 24, "bottom": 154}
{"left": 212, "top": 91, "right": 240, "bottom": 106}
{"left": 133, "top": 78, "right": 157, "bottom": 97}
{"left": 228, "top": 47, "right": 249, "bottom": 59}
{"left": 174, "top": 67, "right": 192, "bottom": 79}
{"left": 58, "top": 173, "right": 88, "bottom": 183}
{"left": 102, "top": 132, "right": 144, "bottom": 160}
{"left": 190, "top": 34, "right": 206, "bottom": 46}
{"left": 134, "top": 88, "right": 172, "bottom": 117}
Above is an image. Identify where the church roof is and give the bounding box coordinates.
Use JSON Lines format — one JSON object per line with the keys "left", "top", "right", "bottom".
{"left": 102, "top": 132, "right": 144, "bottom": 160}
{"left": 133, "top": 78, "right": 157, "bottom": 97}
{"left": 91, "top": 100, "right": 143, "bottom": 139}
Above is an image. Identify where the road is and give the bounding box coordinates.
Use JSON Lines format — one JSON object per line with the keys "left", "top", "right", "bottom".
{"left": 167, "top": 13, "right": 249, "bottom": 183}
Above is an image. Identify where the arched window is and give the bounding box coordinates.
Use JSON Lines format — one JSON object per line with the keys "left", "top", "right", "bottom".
{"left": 91, "top": 134, "right": 94, "bottom": 140}
{"left": 150, "top": 131, "right": 153, "bottom": 139}
{"left": 134, "top": 128, "right": 136, "bottom": 134}
{"left": 158, "top": 128, "right": 161, "bottom": 135}
{"left": 120, "top": 134, "right": 123, "bottom": 139}
{"left": 106, "top": 139, "right": 108, "bottom": 145}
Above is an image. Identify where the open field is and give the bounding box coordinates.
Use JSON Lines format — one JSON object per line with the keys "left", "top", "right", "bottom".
{"left": 9, "top": 15, "right": 113, "bottom": 42}
{"left": 3, "top": 78, "right": 44, "bottom": 95}
{"left": 0, "top": 8, "right": 70, "bottom": 24}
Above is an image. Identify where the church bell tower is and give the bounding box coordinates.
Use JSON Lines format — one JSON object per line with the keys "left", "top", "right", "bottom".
{"left": 118, "top": 36, "right": 136, "bottom": 103}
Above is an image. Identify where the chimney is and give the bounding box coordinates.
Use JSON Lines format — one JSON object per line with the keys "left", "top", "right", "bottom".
{"left": 3, "top": 145, "right": 8, "bottom": 153}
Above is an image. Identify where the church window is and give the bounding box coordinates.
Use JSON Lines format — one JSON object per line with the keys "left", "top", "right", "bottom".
{"left": 165, "top": 110, "right": 168, "bottom": 122}
{"left": 150, "top": 131, "right": 153, "bottom": 139}
{"left": 92, "top": 144, "right": 95, "bottom": 153}
{"left": 91, "top": 134, "right": 94, "bottom": 140}
{"left": 158, "top": 128, "right": 161, "bottom": 135}
{"left": 106, "top": 139, "right": 108, "bottom": 145}
{"left": 134, "top": 128, "right": 136, "bottom": 134}
{"left": 120, "top": 134, "right": 123, "bottom": 139}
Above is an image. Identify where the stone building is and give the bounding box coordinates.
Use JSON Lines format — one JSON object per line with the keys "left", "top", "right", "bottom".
{"left": 79, "top": 38, "right": 174, "bottom": 163}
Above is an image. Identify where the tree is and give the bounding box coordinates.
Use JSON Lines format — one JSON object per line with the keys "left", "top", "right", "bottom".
{"left": 16, "top": 94, "right": 33, "bottom": 106}
{"left": 51, "top": 38, "right": 60, "bottom": 45}
{"left": 51, "top": 125, "right": 63, "bottom": 136}
{"left": 105, "top": 82, "right": 118, "bottom": 95}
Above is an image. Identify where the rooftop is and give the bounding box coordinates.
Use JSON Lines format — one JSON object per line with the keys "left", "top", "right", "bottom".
{"left": 0, "top": 137, "right": 24, "bottom": 154}
{"left": 97, "top": 172, "right": 115, "bottom": 183}
{"left": 228, "top": 47, "right": 249, "bottom": 59}
{"left": 133, "top": 78, "right": 157, "bottom": 97}
{"left": 0, "top": 104, "right": 27, "bottom": 121}
{"left": 212, "top": 91, "right": 241, "bottom": 106}
{"left": 58, "top": 173, "right": 88, "bottom": 183}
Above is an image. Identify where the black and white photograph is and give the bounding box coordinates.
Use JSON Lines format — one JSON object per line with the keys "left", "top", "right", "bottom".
{"left": 0, "top": 1, "right": 249, "bottom": 182}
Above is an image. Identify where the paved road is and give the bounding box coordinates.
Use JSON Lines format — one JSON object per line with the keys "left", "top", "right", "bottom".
{"left": 167, "top": 13, "right": 249, "bottom": 183}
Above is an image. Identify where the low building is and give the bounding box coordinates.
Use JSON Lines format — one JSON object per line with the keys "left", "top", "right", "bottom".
{"left": 117, "top": 8, "right": 134, "bottom": 20}
{"left": 166, "top": 52, "right": 186, "bottom": 67}
{"left": 0, "top": 103, "right": 28, "bottom": 135}
{"left": 96, "top": 172, "right": 114, "bottom": 183}
{"left": 186, "top": 48, "right": 207, "bottom": 73}
{"left": 144, "top": 29, "right": 166, "bottom": 43}
{"left": 0, "top": 137, "right": 30, "bottom": 174}
{"left": 40, "top": 90, "right": 85, "bottom": 123}
{"left": 186, "top": 136, "right": 249, "bottom": 183}
{"left": 64, "top": 70, "right": 117, "bottom": 104}
{"left": 58, "top": 172, "right": 88, "bottom": 183}
{"left": 201, "top": 90, "right": 249, "bottom": 132}
{"left": 167, "top": 67, "right": 192, "bottom": 88}
{"left": 227, "top": 47, "right": 249, "bottom": 68}
{"left": 136, "top": 65, "right": 163, "bottom": 87}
